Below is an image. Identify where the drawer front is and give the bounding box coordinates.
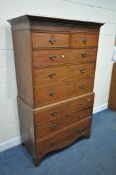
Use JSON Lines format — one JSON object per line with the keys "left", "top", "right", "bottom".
{"left": 34, "top": 77, "right": 94, "bottom": 107}
{"left": 71, "top": 33, "right": 99, "bottom": 47}
{"left": 37, "top": 117, "right": 92, "bottom": 154}
{"left": 32, "top": 33, "right": 69, "bottom": 49}
{"left": 34, "top": 93, "right": 94, "bottom": 124}
{"left": 32, "top": 48, "right": 97, "bottom": 67}
{"left": 34, "top": 63, "right": 95, "bottom": 87}
{"left": 36, "top": 108, "right": 92, "bottom": 139}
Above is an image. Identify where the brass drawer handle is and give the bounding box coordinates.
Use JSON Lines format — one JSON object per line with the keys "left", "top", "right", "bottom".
{"left": 49, "top": 139, "right": 57, "bottom": 146}
{"left": 50, "top": 111, "right": 58, "bottom": 117}
{"left": 50, "top": 123, "right": 57, "bottom": 130}
{"left": 81, "top": 52, "right": 88, "bottom": 57}
{"left": 80, "top": 67, "right": 86, "bottom": 73}
{"left": 49, "top": 91, "right": 56, "bottom": 96}
{"left": 49, "top": 55, "right": 56, "bottom": 60}
{"left": 83, "top": 38, "right": 88, "bottom": 45}
{"left": 48, "top": 73, "right": 56, "bottom": 78}
{"left": 48, "top": 35, "right": 56, "bottom": 44}
{"left": 79, "top": 84, "right": 85, "bottom": 90}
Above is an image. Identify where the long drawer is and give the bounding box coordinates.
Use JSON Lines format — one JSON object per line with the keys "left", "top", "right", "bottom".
{"left": 32, "top": 48, "right": 97, "bottom": 67}
{"left": 32, "top": 33, "right": 69, "bottom": 49}
{"left": 36, "top": 107, "right": 92, "bottom": 139}
{"left": 71, "top": 33, "right": 99, "bottom": 47}
{"left": 33, "top": 63, "right": 95, "bottom": 87}
{"left": 34, "top": 93, "right": 94, "bottom": 124}
{"left": 34, "top": 77, "right": 94, "bottom": 107}
{"left": 37, "top": 117, "right": 92, "bottom": 154}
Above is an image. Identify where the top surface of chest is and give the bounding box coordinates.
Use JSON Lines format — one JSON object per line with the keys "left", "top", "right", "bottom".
{"left": 8, "top": 15, "right": 103, "bottom": 31}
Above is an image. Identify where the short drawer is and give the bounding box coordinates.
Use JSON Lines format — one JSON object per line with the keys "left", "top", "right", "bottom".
{"left": 36, "top": 108, "right": 92, "bottom": 139}
{"left": 34, "top": 77, "right": 94, "bottom": 107}
{"left": 33, "top": 63, "right": 95, "bottom": 87}
{"left": 34, "top": 93, "right": 94, "bottom": 124}
{"left": 32, "top": 33, "right": 69, "bottom": 49}
{"left": 37, "top": 117, "right": 92, "bottom": 154}
{"left": 32, "top": 48, "right": 97, "bottom": 67}
{"left": 71, "top": 33, "right": 99, "bottom": 47}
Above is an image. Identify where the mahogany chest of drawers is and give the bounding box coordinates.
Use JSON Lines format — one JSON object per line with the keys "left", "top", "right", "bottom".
{"left": 8, "top": 15, "right": 103, "bottom": 166}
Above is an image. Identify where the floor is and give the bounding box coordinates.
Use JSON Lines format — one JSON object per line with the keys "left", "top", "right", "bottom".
{"left": 0, "top": 109, "right": 116, "bottom": 175}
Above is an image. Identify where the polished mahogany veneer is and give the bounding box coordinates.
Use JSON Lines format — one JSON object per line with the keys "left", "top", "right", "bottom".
{"left": 8, "top": 15, "right": 103, "bottom": 166}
